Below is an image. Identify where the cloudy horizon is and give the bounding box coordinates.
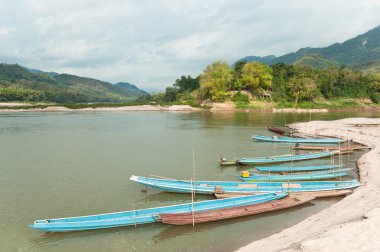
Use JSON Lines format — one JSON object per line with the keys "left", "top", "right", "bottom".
{"left": 1, "top": 0, "right": 380, "bottom": 91}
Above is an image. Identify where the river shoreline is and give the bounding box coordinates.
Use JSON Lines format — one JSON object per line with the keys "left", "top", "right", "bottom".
{"left": 238, "top": 117, "right": 380, "bottom": 252}
{"left": 0, "top": 103, "right": 379, "bottom": 113}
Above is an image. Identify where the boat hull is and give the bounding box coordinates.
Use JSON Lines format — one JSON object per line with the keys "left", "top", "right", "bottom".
{"left": 252, "top": 135, "right": 345, "bottom": 144}
{"left": 214, "top": 189, "right": 354, "bottom": 199}
{"left": 130, "top": 175, "right": 360, "bottom": 195}
{"left": 159, "top": 195, "right": 315, "bottom": 225}
{"left": 293, "top": 145, "right": 368, "bottom": 151}
{"left": 255, "top": 164, "right": 345, "bottom": 172}
{"left": 267, "top": 126, "right": 285, "bottom": 135}
{"left": 237, "top": 151, "right": 337, "bottom": 165}
{"left": 30, "top": 192, "right": 287, "bottom": 232}
{"left": 242, "top": 168, "right": 351, "bottom": 181}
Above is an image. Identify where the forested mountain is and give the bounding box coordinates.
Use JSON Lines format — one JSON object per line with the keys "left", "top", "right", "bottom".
{"left": 115, "top": 82, "right": 150, "bottom": 97}
{"left": 0, "top": 64, "right": 149, "bottom": 103}
{"left": 26, "top": 68, "right": 59, "bottom": 77}
{"left": 236, "top": 25, "right": 380, "bottom": 71}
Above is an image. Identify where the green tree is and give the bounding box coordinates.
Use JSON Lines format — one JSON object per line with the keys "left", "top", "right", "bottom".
{"left": 240, "top": 62, "right": 272, "bottom": 96}
{"left": 367, "top": 75, "right": 380, "bottom": 103}
{"left": 163, "top": 87, "right": 178, "bottom": 102}
{"left": 317, "top": 67, "right": 339, "bottom": 98}
{"left": 198, "top": 61, "right": 233, "bottom": 102}
{"left": 232, "top": 61, "right": 247, "bottom": 90}
{"left": 271, "top": 63, "right": 295, "bottom": 102}
{"left": 173, "top": 75, "right": 199, "bottom": 92}
{"left": 287, "top": 76, "right": 318, "bottom": 105}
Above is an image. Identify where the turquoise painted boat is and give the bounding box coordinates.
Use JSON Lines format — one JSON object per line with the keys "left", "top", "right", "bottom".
{"left": 238, "top": 151, "right": 338, "bottom": 165}
{"left": 256, "top": 164, "right": 345, "bottom": 172}
{"left": 252, "top": 135, "right": 345, "bottom": 144}
{"left": 130, "top": 175, "right": 360, "bottom": 194}
{"left": 241, "top": 168, "right": 351, "bottom": 182}
{"left": 30, "top": 192, "right": 287, "bottom": 232}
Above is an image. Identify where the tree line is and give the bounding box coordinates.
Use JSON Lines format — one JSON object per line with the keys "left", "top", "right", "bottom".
{"left": 154, "top": 61, "right": 380, "bottom": 106}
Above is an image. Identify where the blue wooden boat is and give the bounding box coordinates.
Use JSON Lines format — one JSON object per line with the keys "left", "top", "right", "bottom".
{"left": 241, "top": 168, "right": 351, "bottom": 182}
{"left": 252, "top": 135, "right": 345, "bottom": 144}
{"left": 256, "top": 164, "right": 345, "bottom": 172}
{"left": 30, "top": 192, "right": 286, "bottom": 232}
{"left": 237, "top": 151, "right": 338, "bottom": 165}
{"left": 130, "top": 175, "right": 360, "bottom": 194}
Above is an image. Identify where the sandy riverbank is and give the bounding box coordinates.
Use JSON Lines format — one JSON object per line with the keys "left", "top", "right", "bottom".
{"left": 0, "top": 104, "right": 202, "bottom": 112}
{"left": 238, "top": 117, "right": 380, "bottom": 252}
{"left": 0, "top": 102, "right": 378, "bottom": 113}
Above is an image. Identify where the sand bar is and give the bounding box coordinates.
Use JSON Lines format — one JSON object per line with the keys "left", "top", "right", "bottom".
{"left": 0, "top": 105, "right": 202, "bottom": 112}
{"left": 238, "top": 117, "right": 380, "bottom": 252}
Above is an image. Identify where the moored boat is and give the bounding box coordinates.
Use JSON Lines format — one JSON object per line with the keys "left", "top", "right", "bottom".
{"left": 255, "top": 164, "right": 345, "bottom": 172}
{"left": 237, "top": 150, "right": 338, "bottom": 165}
{"left": 214, "top": 189, "right": 354, "bottom": 199}
{"left": 293, "top": 145, "right": 368, "bottom": 151}
{"left": 267, "top": 126, "right": 285, "bottom": 135}
{"left": 252, "top": 135, "right": 345, "bottom": 144}
{"left": 30, "top": 192, "right": 287, "bottom": 232}
{"left": 219, "top": 157, "right": 238, "bottom": 166}
{"left": 240, "top": 168, "right": 351, "bottom": 182}
{"left": 158, "top": 195, "right": 315, "bottom": 225}
{"left": 130, "top": 175, "right": 360, "bottom": 195}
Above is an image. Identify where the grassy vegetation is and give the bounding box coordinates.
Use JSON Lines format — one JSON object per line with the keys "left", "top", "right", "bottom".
{"left": 229, "top": 96, "right": 379, "bottom": 110}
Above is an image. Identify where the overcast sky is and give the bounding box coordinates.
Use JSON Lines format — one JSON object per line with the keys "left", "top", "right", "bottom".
{"left": 1, "top": 0, "right": 379, "bottom": 91}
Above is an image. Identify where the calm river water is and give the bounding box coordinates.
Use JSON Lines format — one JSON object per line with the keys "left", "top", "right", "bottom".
{"left": 1, "top": 110, "right": 379, "bottom": 252}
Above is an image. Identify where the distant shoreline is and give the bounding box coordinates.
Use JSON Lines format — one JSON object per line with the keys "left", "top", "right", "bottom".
{"left": 0, "top": 102, "right": 379, "bottom": 113}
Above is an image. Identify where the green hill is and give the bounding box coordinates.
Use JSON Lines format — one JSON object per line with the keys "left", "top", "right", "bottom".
{"left": 351, "top": 61, "right": 380, "bottom": 75}
{"left": 0, "top": 64, "right": 149, "bottom": 103}
{"left": 236, "top": 25, "right": 380, "bottom": 72}
{"left": 293, "top": 54, "right": 339, "bottom": 69}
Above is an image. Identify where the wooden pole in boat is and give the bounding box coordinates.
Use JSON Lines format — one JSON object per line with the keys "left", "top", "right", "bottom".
{"left": 192, "top": 148, "right": 196, "bottom": 227}
{"left": 191, "top": 178, "right": 195, "bottom": 227}
{"left": 193, "top": 148, "right": 196, "bottom": 182}
{"left": 133, "top": 203, "right": 137, "bottom": 228}
{"left": 347, "top": 127, "right": 350, "bottom": 150}
{"left": 338, "top": 141, "right": 342, "bottom": 180}
{"left": 309, "top": 111, "right": 311, "bottom": 123}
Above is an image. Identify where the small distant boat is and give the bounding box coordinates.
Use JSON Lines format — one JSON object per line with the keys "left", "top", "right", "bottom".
{"left": 255, "top": 164, "right": 345, "bottom": 172}
{"left": 241, "top": 168, "right": 351, "bottom": 182}
{"left": 237, "top": 151, "right": 338, "bottom": 165}
{"left": 293, "top": 145, "right": 368, "bottom": 151}
{"left": 252, "top": 135, "right": 345, "bottom": 144}
{"left": 30, "top": 192, "right": 287, "bottom": 232}
{"left": 130, "top": 175, "right": 360, "bottom": 195}
{"left": 158, "top": 195, "right": 315, "bottom": 225}
{"left": 267, "top": 126, "right": 285, "bottom": 135}
{"left": 219, "top": 158, "right": 238, "bottom": 166}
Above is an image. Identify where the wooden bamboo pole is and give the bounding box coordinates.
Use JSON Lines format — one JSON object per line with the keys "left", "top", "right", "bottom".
{"left": 133, "top": 203, "right": 137, "bottom": 228}
{"left": 191, "top": 178, "right": 195, "bottom": 227}
{"left": 192, "top": 148, "right": 196, "bottom": 227}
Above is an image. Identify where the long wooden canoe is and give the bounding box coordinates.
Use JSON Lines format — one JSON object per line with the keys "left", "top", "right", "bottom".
{"left": 158, "top": 195, "right": 315, "bottom": 225}
{"left": 214, "top": 189, "right": 354, "bottom": 199}
{"left": 241, "top": 168, "right": 351, "bottom": 182}
{"left": 30, "top": 192, "right": 287, "bottom": 232}
{"left": 255, "top": 164, "right": 345, "bottom": 172}
{"left": 237, "top": 151, "right": 338, "bottom": 165}
{"left": 130, "top": 175, "right": 361, "bottom": 194}
{"left": 293, "top": 145, "right": 368, "bottom": 151}
{"left": 267, "top": 126, "right": 285, "bottom": 135}
{"left": 252, "top": 135, "right": 345, "bottom": 144}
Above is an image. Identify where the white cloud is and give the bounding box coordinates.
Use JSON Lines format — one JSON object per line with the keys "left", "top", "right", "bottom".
{"left": 0, "top": 27, "right": 9, "bottom": 37}
{"left": 0, "top": 0, "right": 379, "bottom": 90}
